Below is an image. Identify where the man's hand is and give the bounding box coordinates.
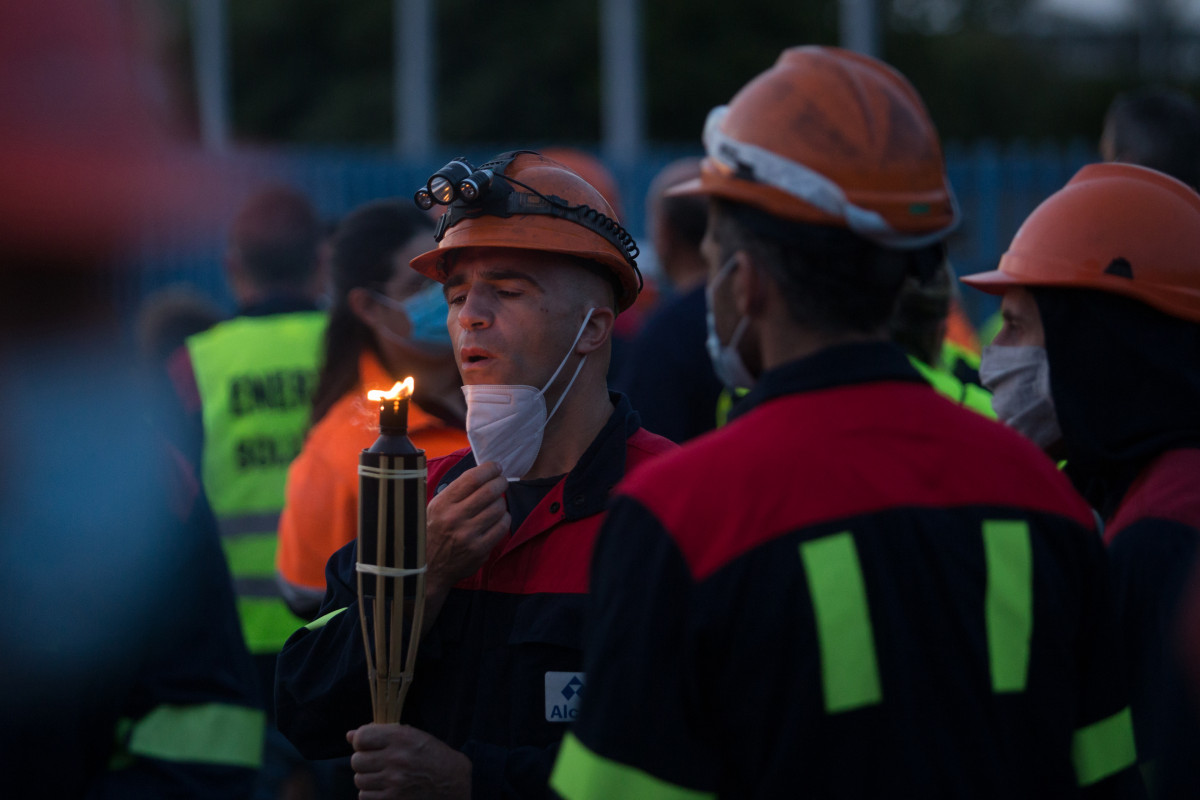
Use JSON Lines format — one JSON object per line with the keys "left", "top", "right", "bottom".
{"left": 347, "top": 724, "right": 471, "bottom": 800}
{"left": 423, "top": 461, "right": 510, "bottom": 630}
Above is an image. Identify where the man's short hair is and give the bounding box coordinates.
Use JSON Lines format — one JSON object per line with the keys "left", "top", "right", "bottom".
{"left": 712, "top": 199, "right": 946, "bottom": 338}
{"left": 1103, "top": 87, "right": 1200, "bottom": 189}
{"left": 230, "top": 185, "right": 322, "bottom": 287}
{"left": 889, "top": 257, "right": 952, "bottom": 366}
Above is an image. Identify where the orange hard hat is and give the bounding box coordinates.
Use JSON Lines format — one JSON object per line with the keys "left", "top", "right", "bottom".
{"left": 671, "top": 46, "right": 959, "bottom": 249}
{"left": 410, "top": 151, "right": 642, "bottom": 311}
{"left": 538, "top": 147, "right": 625, "bottom": 221}
{"left": 961, "top": 163, "right": 1200, "bottom": 324}
{"left": 0, "top": 0, "right": 232, "bottom": 260}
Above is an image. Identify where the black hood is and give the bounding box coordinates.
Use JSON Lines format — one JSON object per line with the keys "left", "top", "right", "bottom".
{"left": 1036, "top": 287, "right": 1200, "bottom": 519}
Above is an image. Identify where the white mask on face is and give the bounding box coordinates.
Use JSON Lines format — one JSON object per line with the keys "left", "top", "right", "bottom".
{"left": 462, "top": 308, "right": 596, "bottom": 480}
{"left": 979, "top": 344, "right": 1063, "bottom": 450}
{"left": 705, "top": 256, "right": 756, "bottom": 390}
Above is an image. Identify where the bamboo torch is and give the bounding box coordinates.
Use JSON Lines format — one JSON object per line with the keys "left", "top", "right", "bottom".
{"left": 356, "top": 377, "right": 427, "bottom": 723}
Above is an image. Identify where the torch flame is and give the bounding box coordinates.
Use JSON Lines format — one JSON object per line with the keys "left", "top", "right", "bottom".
{"left": 367, "top": 377, "right": 414, "bottom": 403}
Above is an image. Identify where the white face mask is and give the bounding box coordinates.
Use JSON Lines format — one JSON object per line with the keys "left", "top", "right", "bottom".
{"left": 462, "top": 308, "right": 596, "bottom": 480}
{"left": 979, "top": 344, "right": 1063, "bottom": 451}
{"left": 705, "top": 256, "right": 756, "bottom": 390}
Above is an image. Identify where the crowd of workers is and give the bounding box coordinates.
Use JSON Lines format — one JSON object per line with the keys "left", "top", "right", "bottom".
{"left": 5, "top": 2, "right": 1200, "bottom": 799}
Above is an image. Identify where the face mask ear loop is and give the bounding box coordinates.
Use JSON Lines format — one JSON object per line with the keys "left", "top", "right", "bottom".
{"left": 542, "top": 307, "right": 597, "bottom": 423}
{"left": 726, "top": 314, "right": 750, "bottom": 352}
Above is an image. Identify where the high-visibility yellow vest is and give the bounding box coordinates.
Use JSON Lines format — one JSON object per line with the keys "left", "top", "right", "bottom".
{"left": 187, "top": 310, "right": 327, "bottom": 654}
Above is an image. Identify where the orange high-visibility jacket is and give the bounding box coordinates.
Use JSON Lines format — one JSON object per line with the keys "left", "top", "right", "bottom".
{"left": 276, "top": 349, "right": 467, "bottom": 611}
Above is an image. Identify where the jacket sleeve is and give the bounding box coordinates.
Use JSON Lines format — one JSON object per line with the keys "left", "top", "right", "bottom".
{"left": 461, "top": 741, "right": 563, "bottom": 800}
{"left": 276, "top": 441, "right": 355, "bottom": 620}
{"left": 1075, "top": 529, "right": 1149, "bottom": 799}
{"left": 550, "top": 496, "right": 720, "bottom": 800}
{"left": 275, "top": 539, "right": 373, "bottom": 760}
{"left": 1107, "top": 518, "right": 1200, "bottom": 796}
{"left": 92, "top": 477, "right": 264, "bottom": 800}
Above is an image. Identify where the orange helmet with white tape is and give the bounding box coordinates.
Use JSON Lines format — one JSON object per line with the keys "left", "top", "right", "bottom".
{"left": 671, "top": 46, "right": 959, "bottom": 249}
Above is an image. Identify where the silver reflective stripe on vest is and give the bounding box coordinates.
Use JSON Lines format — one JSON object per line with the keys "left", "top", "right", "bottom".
{"left": 235, "top": 577, "right": 284, "bottom": 599}
{"left": 278, "top": 572, "right": 326, "bottom": 619}
{"left": 218, "top": 512, "right": 282, "bottom": 539}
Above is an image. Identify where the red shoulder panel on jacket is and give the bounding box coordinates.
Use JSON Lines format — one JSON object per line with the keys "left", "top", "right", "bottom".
{"left": 1105, "top": 448, "right": 1200, "bottom": 544}
{"left": 619, "top": 381, "right": 1095, "bottom": 581}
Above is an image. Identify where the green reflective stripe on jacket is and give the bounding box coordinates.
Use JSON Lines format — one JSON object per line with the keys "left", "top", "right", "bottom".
{"left": 800, "top": 532, "right": 882, "bottom": 713}
{"left": 1073, "top": 707, "right": 1137, "bottom": 786}
{"left": 550, "top": 732, "right": 715, "bottom": 800}
{"left": 983, "top": 520, "right": 1033, "bottom": 693}
{"left": 111, "top": 703, "right": 265, "bottom": 770}
{"left": 714, "top": 387, "right": 750, "bottom": 429}
{"left": 908, "top": 356, "right": 995, "bottom": 419}
{"left": 305, "top": 606, "right": 347, "bottom": 631}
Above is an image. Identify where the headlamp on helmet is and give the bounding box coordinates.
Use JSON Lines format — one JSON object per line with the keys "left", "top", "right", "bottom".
{"left": 412, "top": 151, "right": 640, "bottom": 274}
{"left": 414, "top": 158, "right": 475, "bottom": 210}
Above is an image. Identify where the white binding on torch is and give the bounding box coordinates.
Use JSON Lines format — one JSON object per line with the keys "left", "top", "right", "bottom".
{"left": 358, "top": 465, "right": 428, "bottom": 479}
{"left": 356, "top": 563, "right": 428, "bottom": 577}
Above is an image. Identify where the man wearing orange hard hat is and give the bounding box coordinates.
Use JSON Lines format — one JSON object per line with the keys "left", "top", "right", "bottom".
{"left": 551, "top": 46, "right": 1142, "bottom": 799}
{"left": 963, "top": 162, "right": 1200, "bottom": 797}
{"left": 275, "top": 150, "right": 675, "bottom": 798}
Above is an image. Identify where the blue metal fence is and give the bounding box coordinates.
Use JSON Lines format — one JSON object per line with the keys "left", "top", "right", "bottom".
{"left": 119, "top": 140, "right": 1097, "bottom": 332}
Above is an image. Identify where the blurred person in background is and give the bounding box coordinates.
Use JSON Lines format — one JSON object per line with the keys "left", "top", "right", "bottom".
{"left": 136, "top": 283, "right": 228, "bottom": 368}
{"left": 135, "top": 283, "right": 227, "bottom": 436}
{"left": 977, "top": 84, "right": 1200, "bottom": 347}
{"left": 1101, "top": 87, "right": 1200, "bottom": 191}
{"left": 0, "top": 0, "right": 263, "bottom": 795}
{"left": 553, "top": 47, "right": 1141, "bottom": 799}
{"left": 890, "top": 257, "right": 993, "bottom": 417}
{"left": 540, "top": 146, "right": 661, "bottom": 379}
{"left": 964, "top": 163, "right": 1200, "bottom": 798}
{"left": 614, "top": 157, "right": 724, "bottom": 443}
{"left": 276, "top": 199, "right": 467, "bottom": 622}
{"left": 165, "top": 182, "right": 329, "bottom": 798}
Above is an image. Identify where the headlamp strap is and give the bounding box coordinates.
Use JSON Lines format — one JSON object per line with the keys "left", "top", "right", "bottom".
{"left": 431, "top": 152, "right": 641, "bottom": 275}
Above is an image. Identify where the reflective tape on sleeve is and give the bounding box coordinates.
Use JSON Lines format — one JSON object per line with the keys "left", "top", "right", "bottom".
{"left": 983, "top": 519, "right": 1033, "bottom": 693}
{"left": 799, "top": 531, "right": 882, "bottom": 713}
{"left": 304, "top": 606, "right": 347, "bottom": 631}
{"left": 550, "top": 732, "right": 715, "bottom": 800}
{"left": 121, "top": 703, "right": 265, "bottom": 769}
{"left": 1073, "top": 707, "right": 1137, "bottom": 787}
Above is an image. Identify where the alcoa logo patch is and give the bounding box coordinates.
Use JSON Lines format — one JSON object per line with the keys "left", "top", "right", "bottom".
{"left": 545, "top": 671, "right": 585, "bottom": 722}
